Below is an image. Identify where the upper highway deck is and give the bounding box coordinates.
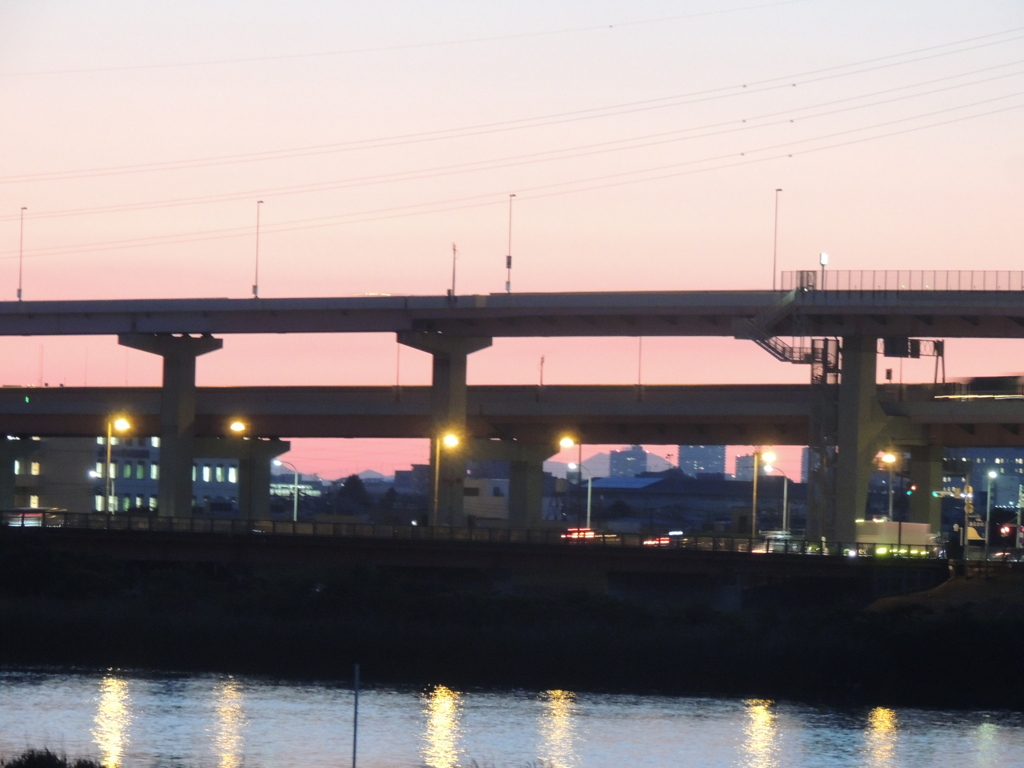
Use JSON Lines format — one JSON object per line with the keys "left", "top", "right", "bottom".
{"left": 2, "top": 270, "right": 1024, "bottom": 339}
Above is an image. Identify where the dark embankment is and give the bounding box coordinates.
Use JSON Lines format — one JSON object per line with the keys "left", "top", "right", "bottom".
{"left": 0, "top": 533, "right": 1019, "bottom": 708}
{"left": 0, "top": 749, "right": 101, "bottom": 768}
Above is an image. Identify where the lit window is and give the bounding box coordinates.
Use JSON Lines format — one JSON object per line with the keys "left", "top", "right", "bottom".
{"left": 192, "top": 465, "right": 197, "bottom": 482}
{"left": 110, "top": 436, "right": 119, "bottom": 446}
{"left": 228, "top": 467, "right": 238, "bottom": 484}
{"left": 135, "top": 496, "right": 143, "bottom": 509}
{"left": 29, "top": 495, "right": 39, "bottom": 508}
{"left": 123, "top": 462, "right": 132, "bottom": 479}
{"left": 13, "top": 460, "right": 20, "bottom": 475}
{"left": 30, "top": 462, "right": 40, "bottom": 476}
{"left": 149, "top": 496, "right": 157, "bottom": 510}
{"left": 97, "top": 437, "right": 105, "bottom": 445}
{"left": 215, "top": 465, "right": 224, "bottom": 483}
{"left": 202, "top": 465, "right": 211, "bottom": 483}
{"left": 151, "top": 437, "right": 160, "bottom": 448}
{"left": 96, "top": 462, "right": 103, "bottom": 476}
{"left": 151, "top": 463, "right": 159, "bottom": 480}
{"left": 108, "top": 494, "right": 115, "bottom": 509}
{"left": 122, "top": 496, "right": 130, "bottom": 511}
{"left": 109, "top": 462, "right": 115, "bottom": 478}
{"left": 136, "top": 463, "right": 145, "bottom": 480}
{"left": 94, "top": 495, "right": 104, "bottom": 512}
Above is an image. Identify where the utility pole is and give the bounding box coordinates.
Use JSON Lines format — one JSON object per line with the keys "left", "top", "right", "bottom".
{"left": 505, "top": 194, "right": 515, "bottom": 293}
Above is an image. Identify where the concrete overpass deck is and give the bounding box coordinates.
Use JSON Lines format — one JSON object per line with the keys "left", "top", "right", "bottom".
{"left": 0, "top": 384, "right": 1021, "bottom": 447}
{"left": 1, "top": 287, "right": 1024, "bottom": 338}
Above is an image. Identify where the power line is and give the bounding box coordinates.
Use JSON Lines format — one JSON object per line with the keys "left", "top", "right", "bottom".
{"left": 0, "top": 1, "right": 812, "bottom": 77}
{"left": 3, "top": 93, "right": 1021, "bottom": 262}
{"left": 2, "top": 26, "right": 1022, "bottom": 184}
{"left": 4, "top": 59, "right": 1023, "bottom": 224}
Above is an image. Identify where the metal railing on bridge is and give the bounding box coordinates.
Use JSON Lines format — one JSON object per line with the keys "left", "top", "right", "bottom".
{"left": 1, "top": 510, "right": 945, "bottom": 560}
{"left": 780, "top": 270, "right": 1024, "bottom": 294}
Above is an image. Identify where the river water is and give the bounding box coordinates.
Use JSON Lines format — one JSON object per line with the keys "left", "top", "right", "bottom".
{"left": 1, "top": 669, "right": 1022, "bottom": 768}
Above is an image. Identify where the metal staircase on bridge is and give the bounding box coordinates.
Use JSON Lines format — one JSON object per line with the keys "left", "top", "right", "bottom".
{"left": 735, "top": 288, "right": 814, "bottom": 364}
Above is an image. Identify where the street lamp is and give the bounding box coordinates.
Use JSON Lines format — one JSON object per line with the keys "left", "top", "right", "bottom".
{"left": 986, "top": 469, "right": 998, "bottom": 561}
{"left": 819, "top": 252, "right": 829, "bottom": 289}
{"left": 751, "top": 449, "right": 776, "bottom": 538}
{"left": 274, "top": 459, "right": 300, "bottom": 522}
{"left": 229, "top": 420, "right": 247, "bottom": 434}
{"left": 568, "top": 462, "right": 594, "bottom": 530}
{"left": 432, "top": 432, "right": 460, "bottom": 527}
{"left": 881, "top": 452, "right": 897, "bottom": 520}
{"left": 104, "top": 416, "right": 131, "bottom": 513}
{"left": 763, "top": 463, "right": 791, "bottom": 534}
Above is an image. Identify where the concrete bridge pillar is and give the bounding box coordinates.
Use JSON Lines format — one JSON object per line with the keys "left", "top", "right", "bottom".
{"left": 194, "top": 437, "right": 290, "bottom": 520}
{"left": 834, "top": 336, "right": 887, "bottom": 543}
{"left": 469, "top": 439, "right": 559, "bottom": 528}
{"left": 398, "top": 332, "right": 492, "bottom": 526}
{"left": 508, "top": 447, "right": 554, "bottom": 528}
{"left": 119, "top": 333, "right": 223, "bottom": 517}
{"left": 908, "top": 445, "right": 943, "bottom": 532}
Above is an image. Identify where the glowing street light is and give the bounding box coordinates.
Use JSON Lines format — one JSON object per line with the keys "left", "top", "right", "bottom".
{"left": 432, "top": 432, "right": 461, "bottom": 526}
{"left": 229, "top": 420, "right": 247, "bottom": 434}
{"left": 764, "top": 463, "right": 791, "bottom": 534}
{"left": 104, "top": 416, "right": 131, "bottom": 513}
{"left": 273, "top": 459, "right": 300, "bottom": 522}
{"left": 881, "top": 452, "right": 897, "bottom": 520}
{"left": 559, "top": 436, "right": 576, "bottom": 450}
{"left": 986, "top": 469, "right": 998, "bottom": 561}
{"left": 568, "top": 462, "right": 594, "bottom": 530}
{"left": 751, "top": 448, "right": 776, "bottom": 537}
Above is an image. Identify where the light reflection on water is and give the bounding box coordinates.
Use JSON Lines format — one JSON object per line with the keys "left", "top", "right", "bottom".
{"left": 421, "top": 684, "right": 463, "bottom": 768}
{"left": 743, "top": 699, "right": 779, "bottom": 768}
{"left": 538, "top": 690, "right": 579, "bottom": 768}
{"left": 3, "top": 670, "right": 1024, "bottom": 767}
{"left": 213, "top": 677, "right": 246, "bottom": 768}
{"left": 91, "top": 675, "right": 131, "bottom": 768}
{"left": 865, "top": 707, "right": 897, "bottom": 768}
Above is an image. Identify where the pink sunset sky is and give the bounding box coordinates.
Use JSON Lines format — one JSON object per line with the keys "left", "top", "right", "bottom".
{"left": 1, "top": 1, "right": 1023, "bottom": 480}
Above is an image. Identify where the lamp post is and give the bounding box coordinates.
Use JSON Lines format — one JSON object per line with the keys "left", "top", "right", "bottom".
{"left": 819, "top": 252, "right": 829, "bottom": 290}
{"left": 751, "top": 448, "right": 776, "bottom": 538}
{"left": 432, "top": 433, "right": 460, "bottom": 527}
{"left": 104, "top": 416, "right": 131, "bottom": 513}
{"left": 568, "top": 462, "right": 594, "bottom": 530}
{"left": 986, "top": 469, "right": 998, "bottom": 561}
{"left": 881, "top": 452, "right": 897, "bottom": 520}
{"left": 274, "top": 459, "right": 300, "bottom": 522}
{"left": 772, "top": 188, "right": 782, "bottom": 291}
{"left": 764, "top": 463, "right": 790, "bottom": 534}
{"left": 17, "top": 206, "right": 26, "bottom": 301}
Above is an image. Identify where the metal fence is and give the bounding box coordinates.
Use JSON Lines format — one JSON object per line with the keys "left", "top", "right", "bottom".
{"left": 1, "top": 511, "right": 945, "bottom": 560}
{"left": 780, "top": 270, "right": 1024, "bottom": 293}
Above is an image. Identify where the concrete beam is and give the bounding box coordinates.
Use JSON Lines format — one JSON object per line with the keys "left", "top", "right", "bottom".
{"left": 119, "top": 334, "right": 223, "bottom": 517}
{"left": 469, "top": 439, "right": 560, "bottom": 528}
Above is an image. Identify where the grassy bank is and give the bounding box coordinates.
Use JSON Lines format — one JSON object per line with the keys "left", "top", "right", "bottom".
{"left": 0, "top": 536, "right": 1020, "bottom": 708}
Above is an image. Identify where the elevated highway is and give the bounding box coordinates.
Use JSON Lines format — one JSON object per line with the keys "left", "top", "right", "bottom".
{"left": 2, "top": 286, "right": 1024, "bottom": 338}
{"left": 0, "top": 383, "right": 1022, "bottom": 447}
{"left": 2, "top": 276, "right": 1022, "bottom": 539}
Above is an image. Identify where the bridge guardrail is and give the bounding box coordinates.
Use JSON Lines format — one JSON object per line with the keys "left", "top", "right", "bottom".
{"left": 780, "top": 269, "right": 1024, "bottom": 294}
{"left": 1, "top": 511, "right": 948, "bottom": 560}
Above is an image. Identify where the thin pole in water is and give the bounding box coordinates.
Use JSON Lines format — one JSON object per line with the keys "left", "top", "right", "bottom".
{"left": 352, "top": 663, "right": 360, "bottom": 768}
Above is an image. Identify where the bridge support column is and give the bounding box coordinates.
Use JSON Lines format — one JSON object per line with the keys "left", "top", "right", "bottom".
{"left": 908, "top": 445, "right": 943, "bottom": 532}
{"left": 834, "top": 336, "right": 886, "bottom": 543}
{"left": 469, "top": 439, "right": 558, "bottom": 528}
{"left": 194, "top": 437, "right": 290, "bottom": 520}
{"left": 398, "top": 332, "right": 492, "bottom": 526}
{"left": 119, "top": 333, "right": 223, "bottom": 517}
